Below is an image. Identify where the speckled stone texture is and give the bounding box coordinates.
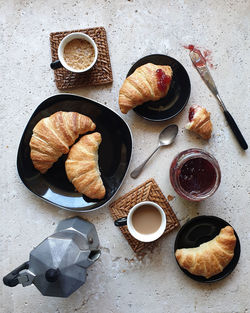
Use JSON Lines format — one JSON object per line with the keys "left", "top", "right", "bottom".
{"left": 1, "top": 1, "right": 250, "bottom": 312}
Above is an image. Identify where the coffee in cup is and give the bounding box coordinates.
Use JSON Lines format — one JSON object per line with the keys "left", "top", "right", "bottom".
{"left": 114, "top": 201, "right": 166, "bottom": 242}
{"left": 50, "top": 32, "right": 98, "bottom": 73}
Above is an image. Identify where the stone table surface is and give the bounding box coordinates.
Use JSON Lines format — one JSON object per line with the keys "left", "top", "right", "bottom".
{"left": 1, "top": 1, "right": 250, "bottom": 312}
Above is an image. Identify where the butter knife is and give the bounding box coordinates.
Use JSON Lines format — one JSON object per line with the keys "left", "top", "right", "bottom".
{"left": 189, "top": 50, "right": 248, "bottom": 150}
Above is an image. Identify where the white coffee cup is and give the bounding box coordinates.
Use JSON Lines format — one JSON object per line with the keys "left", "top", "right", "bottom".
{"left": 50, "top": 32, "right": 98, "bottom": 73}
{"left": 114, "top": 201, "right": 167, "bottom": 242}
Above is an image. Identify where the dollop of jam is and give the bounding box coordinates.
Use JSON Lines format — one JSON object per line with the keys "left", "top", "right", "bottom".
{"left": 156, "top": 69, "right": 171, "bottom": 92}
{"left": 188, "top": 107, "right": 196, "bottom": 121}
{"left": 193, "top": 50, "right": 206, "bottom": 67}
{"left": 184, "top": 44, "right": 206, "bottom": 67}
{"left": 185, "top": 44, "right": 195, "bottom": 51}
{"left": 179, "top": 158, "right": 216, "bottom": 194}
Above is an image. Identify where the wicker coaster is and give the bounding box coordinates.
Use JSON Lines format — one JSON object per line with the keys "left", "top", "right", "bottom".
{"left": 50, "top": 27, "right": 113, "bottom": 89}
{"left": 109, "top": 178, "right": 179, "bottom": 253}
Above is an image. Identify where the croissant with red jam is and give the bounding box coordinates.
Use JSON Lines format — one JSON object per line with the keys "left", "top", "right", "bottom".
{"left": 119, "top": 63, "right": 172, "bottom": 114}
{"left": 186, "top": 105, "right": 212, "bottom": 139}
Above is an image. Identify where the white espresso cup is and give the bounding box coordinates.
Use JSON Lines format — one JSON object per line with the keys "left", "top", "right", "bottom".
{"left": 114, "top": 201, "right": 167, "bottom": 242}
{"left": 50, "top": 32, "right": 98, "bottom": 73}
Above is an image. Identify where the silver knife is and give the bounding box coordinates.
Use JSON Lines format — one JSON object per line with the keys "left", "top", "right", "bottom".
{"left": 189, "top": 50, "right": 248, "bottom": 150}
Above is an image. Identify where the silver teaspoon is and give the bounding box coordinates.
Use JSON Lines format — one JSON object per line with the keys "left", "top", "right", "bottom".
{"left": 130, "top": 124, "right": 178, "bottom": 179}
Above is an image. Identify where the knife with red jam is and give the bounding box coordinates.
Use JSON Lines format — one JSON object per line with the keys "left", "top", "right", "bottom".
{"left": 187, "top": 45, "right": 248, "bottom": 150}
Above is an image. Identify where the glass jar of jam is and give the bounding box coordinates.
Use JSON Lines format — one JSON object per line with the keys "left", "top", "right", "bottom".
{"left": 170, "top": 149, "right": 221, "bottom": 201}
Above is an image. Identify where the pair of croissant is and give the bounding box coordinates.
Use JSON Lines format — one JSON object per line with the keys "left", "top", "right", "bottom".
{"left": 29, "top": 111, "right": 105, "bottom": 199}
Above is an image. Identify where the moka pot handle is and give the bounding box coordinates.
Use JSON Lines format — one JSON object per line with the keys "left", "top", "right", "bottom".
{"left": 3, "top": 261, "right": 30, "bottom": 287}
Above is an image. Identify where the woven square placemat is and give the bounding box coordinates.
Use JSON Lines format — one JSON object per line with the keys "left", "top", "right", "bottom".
{"left": 50, "top": 27, "right": 113, "bottom": 89}
{"left": 109, "top": 178, "right": 179, "bottom": 253}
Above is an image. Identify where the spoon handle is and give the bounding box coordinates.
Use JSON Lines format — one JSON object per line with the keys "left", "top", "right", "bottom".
{"left": 130, "top": 145, "right": 160, "bottom": 179}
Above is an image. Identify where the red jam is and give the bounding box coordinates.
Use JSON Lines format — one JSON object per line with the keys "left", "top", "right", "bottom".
{"left": 184, "top": 44, "right": 206, "bottom": 66}
{"left": 179, "top": 158, "right": 216, "bottom": 194}
{"left": 193, "top": 50, "right": 206, "bottom": 67}
{"left": 184, "top": 44, "right": 195, "bottom": 51}
{"left": 184, "top": 44, "right": 214, "bottom": 68}
{"left": 156, "top": 69, "right": 171, "bottom": 92}
{"left": 188, "top": 107, "right": 196, "bottom": 121}
{"left": 169, "top": 149, "right": 221, "bottom": 201}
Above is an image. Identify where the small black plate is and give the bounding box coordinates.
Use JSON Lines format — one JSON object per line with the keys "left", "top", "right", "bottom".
{"left": 127, "top": 54, "right": 191, "bottom": 121}
{"left": 174, "top": 215, "right": 241, "bottom": 283}
{"left": 17, "top": 94, "right": 132, "bottom": 212}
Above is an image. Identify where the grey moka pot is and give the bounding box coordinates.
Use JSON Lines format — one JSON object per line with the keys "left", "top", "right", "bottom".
{"left": 3, "top": 217, "right": 101, "bottom": 297}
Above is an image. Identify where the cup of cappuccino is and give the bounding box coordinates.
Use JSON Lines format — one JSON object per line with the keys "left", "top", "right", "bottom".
{"left": 50, "top": 32, "right": 98, "bottom": 73}
{"left": 114, "top": 201, "right": 166, "bottom": 242}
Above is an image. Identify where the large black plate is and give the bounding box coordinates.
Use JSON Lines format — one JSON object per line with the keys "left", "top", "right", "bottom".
{"left": 174, "top": 215, "right": 240, "bottom": 283}
{"left": 17, "top": 94, "right": 133, "bottom": 212}
{"left": 127, "top": 54, "right": 191, "bottom": 121}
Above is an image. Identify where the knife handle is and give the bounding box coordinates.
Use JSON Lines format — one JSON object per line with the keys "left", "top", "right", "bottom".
{"left": 224, "top": 110, "right": 248, "bottom": 150}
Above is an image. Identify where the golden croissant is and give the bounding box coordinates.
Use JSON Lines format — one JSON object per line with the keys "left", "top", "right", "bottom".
{"left": 186, "top": 105, "right": 212, "bottom": 139}
{"left": 65, "top": 132, "right": 105, "bottom": 199}
{"left": 175, "top": 226, "right": 236, "bottom": 279}
{"left": 119, "top": 63, "right": 172, "bottom": 114}
{"left": 29, "top": 111, "right": 96, "bottom": 173}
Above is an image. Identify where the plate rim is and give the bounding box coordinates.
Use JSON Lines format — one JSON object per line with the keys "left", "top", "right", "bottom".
{"left": 16, "top": 93, "right": 133, "bottom": 212}
{"left": 127, "top": 53, "right": 191, "bottom": 122}
{"left": 174, "top": 215, "right": 241, "bottom": 283}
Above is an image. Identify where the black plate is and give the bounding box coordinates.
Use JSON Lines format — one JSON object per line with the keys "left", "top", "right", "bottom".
{"left": 17, "top": 94, "right": 132, "bottom": 212}
{"left": 127, "top": 54, "right": 191, "bottom": 121}
{"left": 174, "top": 215, "right": 240, "bottom": 283}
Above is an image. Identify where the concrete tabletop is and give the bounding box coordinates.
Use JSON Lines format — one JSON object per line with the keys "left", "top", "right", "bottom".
{"left": 1, "top": 1, "right": 249, "bottom": 312}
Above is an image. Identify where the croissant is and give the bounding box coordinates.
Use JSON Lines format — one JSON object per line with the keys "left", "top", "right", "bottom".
{"left": 65, "top": 132, "right": 106, "bottom": 199}
{"left": 29, "top": 111, "right": 96, "bottom": 173}
{"left": 175, "top": 226, "right": 236, "bottom": 279}
{"left": 119, "top": 63, "right": 173, "bottom": 114}
{"left": 185, "top": 105, "right": 212, "bottom": 139}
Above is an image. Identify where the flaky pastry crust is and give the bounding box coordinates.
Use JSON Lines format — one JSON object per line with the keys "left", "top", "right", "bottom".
{"left": 175, "top": 226, "right": 236, "bottom": 279}
{"left": 119, "top": 63, "right": 172, "bottom": 114}
{"left": 186, "top": 105, "right": 212, "bottom": 139}
{"left": 65, "top": 132, "right": 105, "bottom": 199}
